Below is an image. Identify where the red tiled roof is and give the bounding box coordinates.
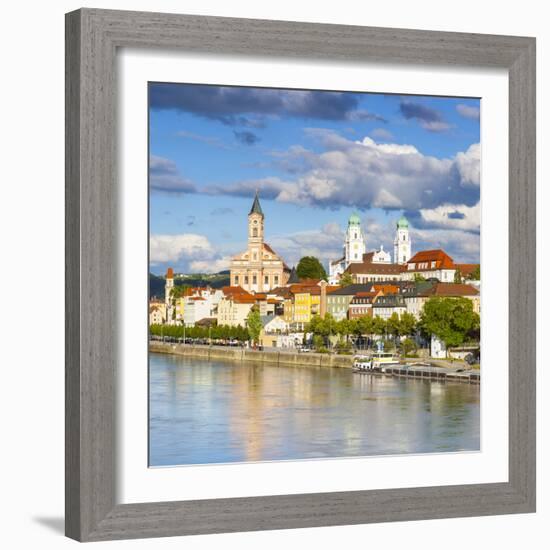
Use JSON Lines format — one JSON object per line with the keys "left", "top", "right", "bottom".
{"left": 456, "top": 263, "right": 479, "bottom": 276}
{"left": 290, "top": 284, "right": 321, "bottom": 295}
{"left": 222, "top": 285, "right": 250, "bottom": 297}
{"left": 345, "top": 262, "right": 405, "bottom": 275}
{"left": 372, "top": 284, "right": 400, "bottom": 295}
{"left": 362, "top": 252, "right": 375, "bottom": 262}
{"left": 166, "top": 267, "right": 174, "bottom": 278}
{"left": 419, "top": 282, "right": 479, "bottom": 297}
{"left": 233, "top": 295, "right": 257, "bottom": 304}
{"left": 270, "top": 286, "right": 292, "bottom": 298}
{"left": 407, "top": 249, "right": 455, "bottom": 270}
{"left": 298, "top": 278, "right": 321, "bottom": 286}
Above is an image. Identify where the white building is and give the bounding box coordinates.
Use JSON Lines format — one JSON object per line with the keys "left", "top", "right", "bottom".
{"left": 372, "top": 244, "right": 391, "bottom": 263}
{"left": 149, "top": 305, "right": 164, "bottom": 325}
{"left": 182, "top": 288, "right": 223, "bottom": 326}
{"left": 329, "top": 212, "right": 366, "bottom": 284}
{"left": 431, "top": 335, "right": 447, "bottom": 358}
{"left": 394, "top": 215, "right": 412, "bottom": 265}
{"left": 401, "top": 249, "right": 457, "bottom": 283}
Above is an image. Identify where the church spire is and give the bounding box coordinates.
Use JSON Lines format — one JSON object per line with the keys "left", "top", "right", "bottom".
{"left": 249, "top": 190, "right": 264, "bottom": 217}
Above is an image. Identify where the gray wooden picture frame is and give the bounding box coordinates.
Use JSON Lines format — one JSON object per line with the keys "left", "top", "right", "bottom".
{"left": 65, "top": 8, "right": 536, "bottom": 542}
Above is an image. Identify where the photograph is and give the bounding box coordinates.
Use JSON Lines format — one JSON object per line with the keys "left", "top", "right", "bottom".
{"left": 148, "top": 82, "right": 482, "bottom": 467}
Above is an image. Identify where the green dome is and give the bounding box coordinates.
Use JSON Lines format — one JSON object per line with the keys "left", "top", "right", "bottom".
{"left": 397, "top": 215, "right": 409, "bottom": 229}
{"left": 348, "top": 212, "right": 361, "bottom": 225}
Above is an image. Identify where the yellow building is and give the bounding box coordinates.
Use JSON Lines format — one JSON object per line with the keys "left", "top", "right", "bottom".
{"left": 175, "top": 297, "right": 185, "bottom": 322}
{"left": 230, "top": 192, "right": 290, "bottom": 292}
{"left": 293, "top": 289, "right": 321, "bottom": 324}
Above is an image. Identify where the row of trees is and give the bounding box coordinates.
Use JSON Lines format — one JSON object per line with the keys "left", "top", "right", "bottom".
{"left": 152, "top": 297, "right": 480, "bottom": 355}
{"left": 307, "top": 311, "right": 418, "bottom": 341}
{"left": 150, "top": 323, "right": 249, "bottom": 342}
{"left": 305, "top": 297, "right": 480, "bottom": 352}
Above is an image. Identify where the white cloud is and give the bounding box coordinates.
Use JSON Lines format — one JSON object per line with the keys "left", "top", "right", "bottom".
{"left": 455, "top": 143, "right": 480, "bottom": 186}
{"left": 456, "top": 104, "right": 480, "bottom": 120}
{"left": 190, "top": 257, "right": 231, "bottom": 273}
{"left": 411, "top": 227, "right": 480, "bottom": 263}
{"left": 417, "top": 202, "right": 480, "bottom": 232}
{"left": 226, "top": 131, "right": 480, "bottom": 211}
{"left": 267, "top": 223, "right": 346, "bottom": 268}
{"left": 149, "top": 234, "right": 214, "bottom": 264}
{"left": 355, "top": 136, "right": 419, "bottom": 155}
{"left": 150, "top": 155, "right": 196, "bottom": 193}
{"left": 370, "top": 127, "right": 394, "bottom": 141}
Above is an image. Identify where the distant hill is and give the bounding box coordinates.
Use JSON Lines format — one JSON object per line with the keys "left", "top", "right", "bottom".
{"left": 149, "top": 272, "right": 231, "bottom": 299}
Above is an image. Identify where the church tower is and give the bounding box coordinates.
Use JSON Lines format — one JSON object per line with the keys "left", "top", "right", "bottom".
{"left": 165, "top": 267, "right": 174, "bottom": 323}
{"left": 230, "top": 191, "right": 289, "bottom": 292}
{"left": 344, "top": 212, "right": 366, "bottom": 265}
{"left": 248, "top": 190, "right": 265, "bottom": 266}
{"left": 394, "top": 215, "right": 411, "bottom": 264}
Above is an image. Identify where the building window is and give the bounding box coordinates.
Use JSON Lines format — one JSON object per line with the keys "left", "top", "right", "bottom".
{"left": 244, "top": 276, "right": 249, "bottom": 284}
{"left": 403, "top": 235, "right": 406, "bottom": 241}
{"left": 253, "top": 275, "right": 257, "bottom": 284}
{"left": 234, "top": 275, "right": 239, "bottom": 285}
{"left": 253, "top": 228, "right": 258, "bottom": 237}
{"left": 274, "top": 275, "right": 279, "bottom": 285}
{"left": 264, "top": 275, "right": 269, "bottom": 285}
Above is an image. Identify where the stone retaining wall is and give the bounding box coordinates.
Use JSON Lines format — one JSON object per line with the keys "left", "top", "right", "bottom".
{"left": 149, "top": 341, "right": 354, "bottom": 369}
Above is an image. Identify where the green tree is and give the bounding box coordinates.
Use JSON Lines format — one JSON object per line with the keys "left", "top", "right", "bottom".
{"left": 454, "top": 269, "right": 463, "bottom": 283}
{"left": 246, "top": 307, "right": 262, "bottom": 345}
{"left": 468, "top": 265, "right": 481, "bottom": 281}
{"left": 356, "top": 315, "right": 374, "bottom": 339}
{"left": 420, "top": 297, "right": 480, "bottom": 354}
{"left": 337, "top": 319, "right": 353, "bottom": 342}
{"left": 170, "top": 284, "right": 190, "bottom": 300}
{"left": 296, "top": 256, "right": 328, "bottom": 281}
{"left": 400, "top": 337, "right": 417, "bottom": 357}
{"left": 386, "top": 312, "right": 401, "bottom": 338}
{"left": 372, "top": 316, "right": 387, "bottom": 337}
{"left": 306, "top": 313, "right": 339, "bottom": 348}
{"left": 312, "top": 334, "right": 325, "bottom": 351}
{"left": 413, "top": 273, "right": 426, "bottom": 282}
{"left": 339, "top": 273, "right": 353, "bottom": 287}
{"left": 399, "top": 312, "right": 417, "bottom": 336}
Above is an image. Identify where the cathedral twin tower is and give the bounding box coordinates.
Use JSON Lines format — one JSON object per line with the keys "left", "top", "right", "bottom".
{"left": 329, "top": 212, "right": 411, "bottom": 283}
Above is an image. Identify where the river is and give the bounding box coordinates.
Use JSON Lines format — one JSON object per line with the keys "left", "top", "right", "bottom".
{"left": 149, "top": 352, "right": 480, "bottom": 466}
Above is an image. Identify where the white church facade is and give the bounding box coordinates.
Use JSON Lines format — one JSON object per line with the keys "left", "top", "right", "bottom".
{"left": 328, "top": 213, "right": 412, "bottom": 284}
{"left": 230, "top": 192, "right": 290, "bottom": 293}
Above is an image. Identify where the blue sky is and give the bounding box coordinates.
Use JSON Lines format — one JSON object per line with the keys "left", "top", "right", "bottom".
{"left": 149, "top": 83, "right": 480, "bottom": 275}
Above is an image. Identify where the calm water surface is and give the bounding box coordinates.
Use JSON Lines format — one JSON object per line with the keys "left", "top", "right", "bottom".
{"left": 149, "top": 353, "right": 480, "bottom": 466}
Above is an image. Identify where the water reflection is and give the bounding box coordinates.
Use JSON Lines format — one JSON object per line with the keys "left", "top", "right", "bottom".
{"left": 149, "top": 353, "right": 480, "bottom": 466}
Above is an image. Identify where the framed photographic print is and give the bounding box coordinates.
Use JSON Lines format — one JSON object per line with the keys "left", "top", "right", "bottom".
{"left": 65, "top": 8, "right": 536, "bottom": 542}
